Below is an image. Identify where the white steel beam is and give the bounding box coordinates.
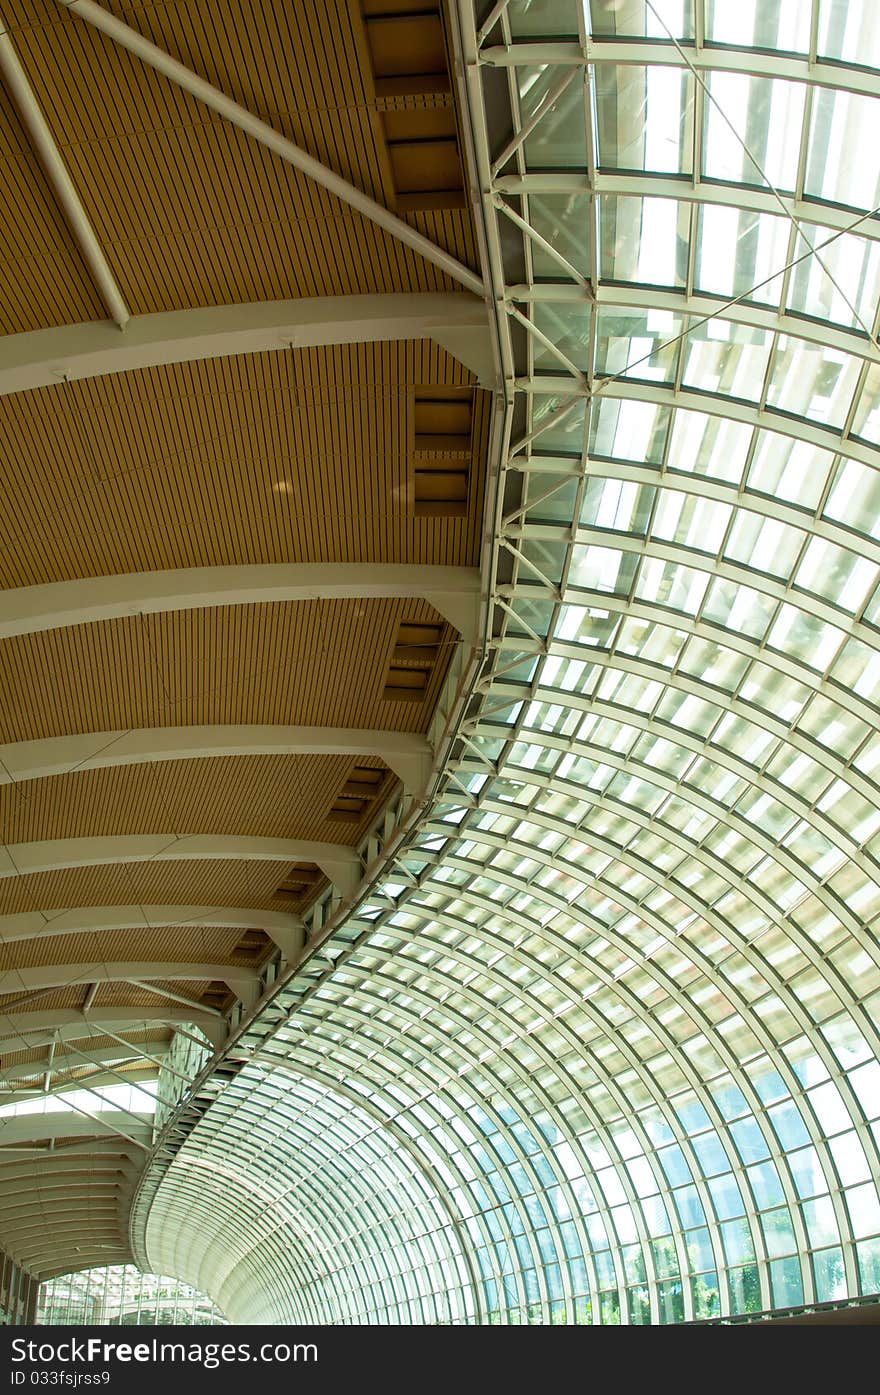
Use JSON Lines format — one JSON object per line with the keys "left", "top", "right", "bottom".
{"left": 56, "top": 0, "right": 485, "bottom": 297}
{"left": 0, "top": 1043, "right": 165, "bottom": 1085}
{"left": 0, "top": 563, "right": 481, "bottom": 646}
{"left": 24, "top": 1245, "right": 130, "bottom": 1275}
{"left": 507, "top": 282, "right": 880, "bottom": 364}
{"left": 0, "top": 1066, "right": 159, "bottom": 1101}
{"left": 0, "top": 1153, "right": 141, "bottom": 1181}
{"left": 0, "top": 833, "right": 360, "bottom": 899}
{"left": 123, "top": 978, "right": 232, "bottom": 1013}
{"left": 0, "top": 26, "right": 128, "bottom": 326}
{"left": 56, "top": 1044, "right": 160, "bottom": 1097}
{"left": 0, "top": 293, "right": 493, "bottom": 397}
{"left": 0, "top": 1204, "right": 125, "bottom": 1227}
{"left": 0, "top": 725, "right": 433, "bottom": 794}
{"left": 495, "top": 172, "right": 880, "bottom": 246}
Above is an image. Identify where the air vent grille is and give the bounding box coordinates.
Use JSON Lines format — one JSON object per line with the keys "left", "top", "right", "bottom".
{"left": 361, "top": 2, "right": 467, "bottom": 212}
{"left": 382, "top": 619, "right": 444, "bottom": 702}
{"left": 412, "top": 386, "right": 474, "bottom": 517}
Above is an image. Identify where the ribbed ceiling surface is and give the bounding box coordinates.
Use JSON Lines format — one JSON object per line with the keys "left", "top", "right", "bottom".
{"left": 0, "top": 0, "right": 486, "bottom": 1279}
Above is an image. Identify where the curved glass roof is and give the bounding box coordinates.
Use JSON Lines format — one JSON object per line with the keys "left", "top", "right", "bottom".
{"left": 134, "top": 0, "right": 880, "bottom": 1324}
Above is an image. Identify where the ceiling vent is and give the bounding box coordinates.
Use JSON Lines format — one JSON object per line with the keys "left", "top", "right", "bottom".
{"left": 230, "top": 928, "right": 271, "bottom": 962}
{"left": 327, "top": 763, "right": 389, "bottom": 823}
{"left": 360, "top": 1, "right": 467, "bottom": 212}
{"left": 412, "top": 386, "right": 474, "bottom": 517}
{"left": 381, "top": 619, "right": 444, "bottom": 702}
{"left": 201, "top": 981, "right": 231, "bottom": 1011}
{"left": 275, "top": 863, "right": 323, "bottom": 903}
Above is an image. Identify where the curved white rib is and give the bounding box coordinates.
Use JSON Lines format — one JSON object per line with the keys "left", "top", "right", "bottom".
{"left": 0, "top": 563, "right": 480, "bottom": 644}
{"left": 0, "top": 725, "right": 433, "bottom": 792}
{"left": 0, "top": 293, "right": 492, "bottom": 397}
{"left": 0, "top": 834, "right": 360, "bottom": 897}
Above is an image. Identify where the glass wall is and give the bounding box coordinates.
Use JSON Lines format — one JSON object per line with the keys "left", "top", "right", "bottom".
{"left": 37, "top": 1267, "right": 226, "bottom": 1326}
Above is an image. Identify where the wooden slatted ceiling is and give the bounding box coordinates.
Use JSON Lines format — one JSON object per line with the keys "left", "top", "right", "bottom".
{"left": 0, "top": 345, "right": 486, "bottom": 589}
{"left": 0, "top": 983, "right": 111, "bottom": 1014}
{"left": 0, "top": 1029, "right": 171, "bottom": 1074}
{"left": 0, "top": 859, "right": 313, "bottom": 917}
{"left": 3, "top": 928, "right": 269, "bottom": 972}
{"left": 0, "top": 981, "right": 213, "bottom": 1014}
{"left": 0, "top": 0, "right": 477, "bottom": 324}
{"left": 0, "top": 0, "right": 489, "bottom": 1253}
{"left": 0, "top": 753, "right": 386, "bottom": 843}
{"left": 0, "top": 600, "right": 455, "bottom": 741}
{"left": 357, "top": 0, "right": 468, "bottom": 213}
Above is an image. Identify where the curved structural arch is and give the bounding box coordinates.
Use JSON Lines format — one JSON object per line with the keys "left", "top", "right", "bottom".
{"left": 0, "top": 564, "right": 480, "bottom": 645}
{"left": 0, "top": 293, "right": 492, "bottom": 396}
{"left": 139, "top": 1065, "right": 480, "bottom": 1325}
{"left": 0, "top": 834, "right": 359, "bottom": 895}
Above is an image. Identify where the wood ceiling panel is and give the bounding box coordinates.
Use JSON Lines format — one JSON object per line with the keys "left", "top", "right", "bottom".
{"left": 0, "top": 754, "right": 383, "bottom": 844}
{"left": 1, "top": 927, "right": 260, "bottom": 973}
{"left": 0, "top": 982, "right": 211, "bottom": 1014}
{"left": 0, "top": 343, "right": 485, "bottom": 589}
{"left": 0, "top": 82, "right": 105, "bottom": 333}
{"left": 0, "top": 983, "right": 94, "bottom": 1013}
{"left": 2, "top": 0, "right": 477, "bottom": 317}
{"left": 0, "top": 599, "right": 455, "bottom": 743}
{"left": 0, "top": 2, "right": 489, "bottom": 1245}
{"left": 0, "top": 859, "right": 297, "bottom": 917}
{"left": 0, "top": 1029, "right": 171, "bottom": 1074}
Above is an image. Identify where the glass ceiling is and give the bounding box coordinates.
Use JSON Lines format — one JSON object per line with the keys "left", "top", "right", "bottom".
{"left": 134, "top": 0, "right": 880, "bottom": 1324}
